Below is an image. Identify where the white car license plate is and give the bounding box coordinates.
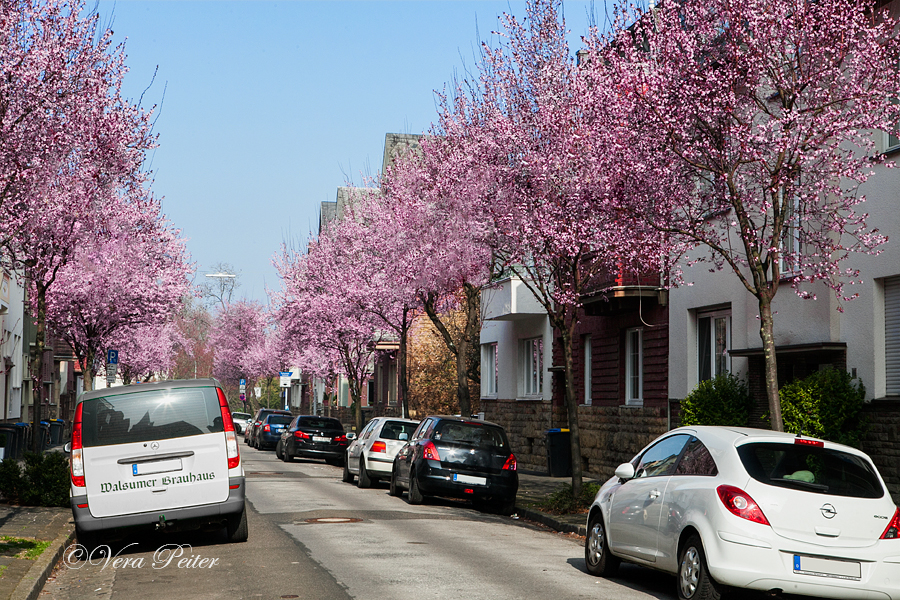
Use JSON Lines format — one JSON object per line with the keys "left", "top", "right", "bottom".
{"left": 133, "top": 458, "right": 182, "bottom": 476}
{"left": 453, "top": 473, "right": 486, "bottom": 486}
{"left": 793, "top": 555, "right": 861, "bottom": 580}
{"left": 313, "top": 436, "right": 331, "bottom": 443}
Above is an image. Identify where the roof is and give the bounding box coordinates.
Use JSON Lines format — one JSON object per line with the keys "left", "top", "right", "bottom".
{"left": 78, "top": 378, "right": 220, "bottom": 403}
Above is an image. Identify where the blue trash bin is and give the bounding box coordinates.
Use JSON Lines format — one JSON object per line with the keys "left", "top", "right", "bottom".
{"left": 49, "top": 419, "right": 64, "bottom": 444}
{"left": 13, "top": 423, "right": 28, "bottom": 455}
{"left": 0, "top": 425, "right": 17, "bottom": 460}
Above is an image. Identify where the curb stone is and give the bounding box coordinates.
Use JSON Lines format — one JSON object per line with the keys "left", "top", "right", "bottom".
{"left": 10, "top": 518, "right": 75, "bottom": 600}
{"left": 516, "top": 505, "right": 587, "bottom": 537}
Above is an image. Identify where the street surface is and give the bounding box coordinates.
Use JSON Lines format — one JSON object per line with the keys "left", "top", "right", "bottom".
{"left": 43, "top": 449, "right": 676, "bottom": 600}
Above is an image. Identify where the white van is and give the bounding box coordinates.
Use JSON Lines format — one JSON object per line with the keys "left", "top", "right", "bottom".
{"left": 68, "top": 379, "right": 247, "bottom": 547}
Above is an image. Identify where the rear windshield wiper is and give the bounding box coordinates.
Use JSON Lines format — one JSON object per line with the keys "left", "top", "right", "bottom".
{"left": 769, "top": 477, "right": 830, "bottom": 492}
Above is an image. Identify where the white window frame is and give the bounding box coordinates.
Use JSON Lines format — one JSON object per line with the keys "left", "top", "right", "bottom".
{"left": 481, "top": 343, "right": 498, "bottom": 398}
{"left": 698, "top": 309, "right": 731, "bottom": 382}
{"left": 625, "top": 328, "right": 643, "bottom": 406}
{"left": 520, "top": 337, "right": 543, "bottom": 398}
{"left": 583, "top": 334, "right": 593, "bottom": 405}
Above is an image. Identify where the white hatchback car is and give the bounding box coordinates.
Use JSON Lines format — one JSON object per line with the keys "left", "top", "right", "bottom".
{"left": 585, "top": 426, "right": 900, "bottom": 600}
{"left": 342, "top": 417, "right": 419, "bottom": 488}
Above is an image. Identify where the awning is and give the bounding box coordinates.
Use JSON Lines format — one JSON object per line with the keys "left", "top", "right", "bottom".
{"left": 728, "top": 342, "right": 846, "bottom": 357}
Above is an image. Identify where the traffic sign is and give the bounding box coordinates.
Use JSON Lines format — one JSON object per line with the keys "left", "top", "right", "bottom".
{"left": 239, "top": 378, "right": 246, "bottom": 386}
{"left": 107, "top": 349, "right": 119, "bottom": 365}
{"left": 254, "top": 387, "right": 261, "bottom": 398}
{"left": 239, "top": 393, "right": 246, "bottom": 401}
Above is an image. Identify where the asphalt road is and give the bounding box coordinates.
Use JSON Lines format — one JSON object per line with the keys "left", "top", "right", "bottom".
{"left": 42, "top": 447, "right": 677, "bottom": 600}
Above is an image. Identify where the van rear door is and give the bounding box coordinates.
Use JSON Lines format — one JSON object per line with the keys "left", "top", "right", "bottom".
{"left": 80, "top": 386, "right": 230, "bottom": 519}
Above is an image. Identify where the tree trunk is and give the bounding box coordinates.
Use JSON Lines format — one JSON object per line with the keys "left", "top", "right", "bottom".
{"left": 82, "top": 349, "right": 95, "bottom": 392}
{"left": 560, "top": 314, "right": 584, "bottom": 498}
{"left": 399, "top": 306, "right": 410, "bottom": 419}
{"left": 758, "top": 296, "right": 784, "bottom": 431}
{"left": 30, "top": 283, "right": 48, "bottom": 453}
{"left": 457, "top": 284, "right": 480, "bottom": 417}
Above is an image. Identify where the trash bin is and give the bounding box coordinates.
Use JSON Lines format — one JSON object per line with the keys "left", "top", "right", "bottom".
{"left": 49, "top": 419, "right": 64, "bottom": 444}
{"left": 546, "top": 428, "right": 572, "bottom": 477}
{"left": 0, "top": 424, "right": 17, "bottom": 460}
{"left": 13, "top": 423, "right": 28, "bottom": 456}
{"left": 38, "top": 421, "right": 50, "bottom": 450}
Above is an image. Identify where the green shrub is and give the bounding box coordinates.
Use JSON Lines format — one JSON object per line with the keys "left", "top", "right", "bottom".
{"left": 0, "top": 453, "right": 69, "bottom": 507}
{"left": 780, "top": 368, "right": 867, "bottom": 448}
{"left": 538, "top": 482, "right": 601, "bottom": 515}
{"left": 680, "top": 372, "right": 753, "bottom": 427}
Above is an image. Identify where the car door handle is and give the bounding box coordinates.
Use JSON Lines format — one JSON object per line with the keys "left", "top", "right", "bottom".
{"left": 649, "top": 490, "right": 660, "bottom": 499}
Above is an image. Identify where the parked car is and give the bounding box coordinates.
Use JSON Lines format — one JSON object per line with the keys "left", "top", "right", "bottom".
{"left": 256, "top": 413, "right": 293, "bottom": 450}
{"left": 276, "top": 416, "right": 349, "bottom": 466}
{"left": 231, "top": 411, "right": 251, "bottom": 435}
{"left": 389, "top": 416, "right": 518, "bottom": 515}
{"left": 247, "top": 408, "right": 291, "bottom": 449}
{"left": 67, "top": 379, "right": 247, "bottom": 549}
{"left": 584, "top": 426, "right": 900, "bottom": 600}
{"left": 343, "top": 417, "right": 419, "bottom": 488}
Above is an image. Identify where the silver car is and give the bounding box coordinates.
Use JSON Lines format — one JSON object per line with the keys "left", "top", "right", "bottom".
{"left": 343, "top": 417, "right": 419, "bottom": 488}
{"left": 230, "top": 411, "right": 252, "bottom": 435}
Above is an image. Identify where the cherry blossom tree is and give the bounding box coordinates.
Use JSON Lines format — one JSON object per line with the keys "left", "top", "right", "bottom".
{"left": 595, "top": 0, "right": 900, "bottom": 430}
{"left": 112, "top": 322, "right": 185, "bottom": 384}
{"left": 170, "top": 298, "right": 215, "bottom": 380}
{"left": 44, "top": 193, "right": 192, "bottom": 391}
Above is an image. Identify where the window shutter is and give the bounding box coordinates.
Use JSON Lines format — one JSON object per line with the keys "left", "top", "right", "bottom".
{"left": 886, "top": 277, "right": 900, "bottom": 396}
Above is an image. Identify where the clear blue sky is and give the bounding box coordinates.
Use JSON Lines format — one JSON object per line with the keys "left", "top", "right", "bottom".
{"left": 96, "top": 1, "right": 603, "bottom": 304}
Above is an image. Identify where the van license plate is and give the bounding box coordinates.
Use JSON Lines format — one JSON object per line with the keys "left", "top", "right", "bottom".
{"left": 133, "top": 459, "right": 183, "bottom": 476}
{"left": 313, "top": 436, "right": 331, "bottom": 443}
{"left": 793, "top": 555, "right": 861, "bottom": 580}
{"left": 453, "top": 474, "right": 486, "bottom": 486}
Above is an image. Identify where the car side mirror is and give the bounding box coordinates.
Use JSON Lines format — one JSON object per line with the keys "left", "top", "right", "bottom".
{"left": 399, "top": 433, "right": 408, "bottom": 441}
{"left": 346, "top": 432, "right": 357, "bottom": 441}
{"left": 64, "top": 442, "right": 71, "bottom": 454}
{"left": 615, "top": 463, "right": 635, "bottom": 481}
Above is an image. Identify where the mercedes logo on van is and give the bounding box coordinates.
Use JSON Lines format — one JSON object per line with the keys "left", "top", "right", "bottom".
{"left": 821, "top": 503, "right": 837, "bottom": 519}
{"left": 150, "top": 442, "right": 159, "bottom": 451}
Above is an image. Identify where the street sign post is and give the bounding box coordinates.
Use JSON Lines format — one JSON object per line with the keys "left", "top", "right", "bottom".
{"left": 107, "top": 349, "right": 119, "bottom": 365}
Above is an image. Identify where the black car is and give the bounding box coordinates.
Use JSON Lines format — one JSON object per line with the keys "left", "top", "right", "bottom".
{"left": 256, "top": 413, "right": 293, "bottom": 450}
{"left": 389, "top": 416, "right": 518, "bottom": 515}
{"left": 277, "top": 416, "right": 349, "bottom": 466}
{"left": 248, "top": 408, "right": 292, "bottom": 449}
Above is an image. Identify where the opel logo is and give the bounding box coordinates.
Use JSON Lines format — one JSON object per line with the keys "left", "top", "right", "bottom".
{"left": 150, "top": 442, "right": 160, "bottom": 451}
{"left": 821, "top": 503, "right": 837, "bottom": 519}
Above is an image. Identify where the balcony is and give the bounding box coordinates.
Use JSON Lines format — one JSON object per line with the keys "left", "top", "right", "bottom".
{"left": 482, "top": 276, "right": 546, "bottom": 321}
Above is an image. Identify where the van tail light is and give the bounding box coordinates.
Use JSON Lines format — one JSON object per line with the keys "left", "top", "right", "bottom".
{"left": 717, "top": 485, "right": 769, "bottom": 526}
{"left": 372, "top": 441, "right": 387, "bottom": 453}
{"left": 502, "top": 453, "right": 517, "bottom": 471}
{"left": 294, "top": 430, "right": 310, "bottom": 439}
{"left": 880, "top": 508, "right": 900, "bottom": 539}
{"left": 263, "top": 424, "right": 271, "bottom": 432}
{"left": 217, "top": 388, "right": 240, "bottom": 470}
{"left": 422, "top": 441, "right": 441, "bottom": 461}
{"left": 71, "top": 402, "right": 86, "bottom": 488}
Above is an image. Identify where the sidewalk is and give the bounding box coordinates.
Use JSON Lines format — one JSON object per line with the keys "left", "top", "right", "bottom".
{"left": 0, "top": 468, "right": 590, "bottom": 600}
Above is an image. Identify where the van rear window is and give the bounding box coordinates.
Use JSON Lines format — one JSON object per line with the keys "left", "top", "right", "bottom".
{"left": 80, "top": 387, "right": 223, "bottom": 447}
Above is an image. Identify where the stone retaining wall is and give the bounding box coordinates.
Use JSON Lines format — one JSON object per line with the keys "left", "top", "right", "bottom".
{"left": 860, "top": 400, "right": 900, "bottom": 503}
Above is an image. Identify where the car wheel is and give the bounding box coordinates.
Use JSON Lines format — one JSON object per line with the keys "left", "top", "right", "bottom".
{"left": 283, "top": 444, "right": 294, "bottom": 462}
{"left": 678, "top": 535, "right": 722, "bottom": 600}
{"left": 357, "top": 456, "right": 372, "bottom": 488}
{"left": 585, "top": 511, "right": 619, "bottom": 577}
{"left": 496, "top": 496, "right": 516, "bottom": 517}
{"left": 408, "top": 471, "right": 424, "bottom": 505}
{"left": 275, "top": 440, "right": 284, "bottom": 460}
{"left": 388, "top": 464, "right": 402, "bottom": 497}
{"left": 342, "top": 457, "right": 355, "bottom": 483}
{"left": 226, "top": 504, "right": 249, "bottom": 543}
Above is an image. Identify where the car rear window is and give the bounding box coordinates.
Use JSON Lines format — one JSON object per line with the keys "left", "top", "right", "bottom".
{"left": 232, "top": 413, "right": 251, "bottom": 420}
{"left": 297, "top": 418, "right": 342, "bottom": 430}
{"left": 80, "top": 386, "right": 223, "bottom": 447}
{"left": 737, "top": 442, "right": 884, "bottom": 499}
{"left": 379, "top": 421, "right": 417, "bottom": 440}
{"left": 433, "top": 421, "right": 508, "bottom": 449}
{"left": 267, "top": 416, "right": 293, "bottom": 425}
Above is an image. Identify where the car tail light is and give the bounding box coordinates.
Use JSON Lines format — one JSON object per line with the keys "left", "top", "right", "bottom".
{"left": 217, "top": 388, "right": 241, "bottom": 470}
{"left": 717, "top": 485, "right": 769, "bottom": 525}
{"left": 502, "top": 454, "right": 517, "bottom": 471}
{"left": 423, "top": 441, "right": 441, "bottom": 461}
{"left": 880, "top": 508, "right": 900, "bottom": 539}
{"left": 795, "top": 437, "right": 825, "bottom": 448}
{"left": 71, "top": 402, "right": 85, "bottom": 488}
{"left": 294, "top": 430, "right": 310, "bottom": 439}
{"left": 372, "top": 441, "right": 387, "bottom": 453}
{"left": 334, "top": 434, "right": 348, "bottom": 443}
{"left": 263, "top": 424, "right": 271, "bottom": 432}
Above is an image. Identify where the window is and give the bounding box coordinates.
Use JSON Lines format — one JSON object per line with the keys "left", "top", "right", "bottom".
{"left": 675, "top": 437, "right": 718, "bottom": 476}
{"left": 521, "top": 337, "right": 543, "bottom": 397}
{"left": 698, "top": 309, "right": 731, "bottom": 381}
{"left": 583, "top": 334, "right": 593, "bottom": 405}
{"left": 481, "top": 343, "right": 498, "bottom": 397}
{"left": 635, "top": 434, "right": 690, "bottom": 478}
{"left": 780, "top": 192, "right": 801, "bottom": 274}
{"left": 625, "top": 328, "right": 643, "bottom": 406}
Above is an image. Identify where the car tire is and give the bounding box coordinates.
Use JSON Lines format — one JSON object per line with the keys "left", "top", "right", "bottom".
{"left": 226, "top": 505, "right": 249, "bottom": 543}
{"left": 389, "top": 464, "right": 402, "bottom": 497}
{"left": 283, "top": 444, "right": 294, "bottom": 462}
{"left": 275, "top": 440, "right": 284, "bottom": 460}
{"left": 496, "top": 496, "right": 516, "bottom": 517}
{"left": 678, "top": 535, "right": 722, "bottom": 600}
{"left": 408, "top": 471, "right": 424, "bottom": 505}
{"left": 342, "top": 457, "right": 355, "bottom": 483}
{"left": 357, "top": 456, "right": 372, "bottom": 488}
{"left": 585, "top": 511, "right": 620, "bottom": 577}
